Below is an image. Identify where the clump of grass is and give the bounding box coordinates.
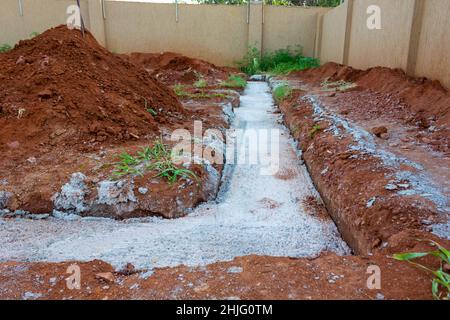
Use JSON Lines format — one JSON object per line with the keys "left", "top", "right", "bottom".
{"left": 194, "top": 78, "right": 208, "bottom": 88}
{"left": 173, "top": 84, "right": 188, "bottom": 97}
{"left": 236, "top": 46, "right": 260, "bottom": 76}
{"left": 220, "top": 75, "right": 247, "bottom": 89}
{"left": 113, "top": 152, "right": 141, "bottom": 177}
{"left": 273, "top": 84, "right": 292, "bottom": 103}
{"left": 321, "top": 79, "right": 357, "bottom": 92}
{"left": 394, "top": 241, "right": 449, "bottom": 300}
{"left": 237, "top": 46, "right": 320, "bottom": 76}
{"left": 29, "top": 32, "right": 40, "bottom": 38}
{"left": 309, "top": 124, "right": 322, "bottom": 138}
{"left": 0, "top": 44, "right": 12, "bottom": 53}
{"left": 112, "top": 139, "right": 199, "bottom": 185}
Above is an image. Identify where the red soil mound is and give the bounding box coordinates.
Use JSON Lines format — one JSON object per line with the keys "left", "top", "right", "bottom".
{"left": 0, "top": 26, "right": 184, "bottom": 159}
{"left": 122, "top": 52, "right": 233, "bottom": 85}
{"left": 293, "top": 62, "right": 450, "bottom": 126}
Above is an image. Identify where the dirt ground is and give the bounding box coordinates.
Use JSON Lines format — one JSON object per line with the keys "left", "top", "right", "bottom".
{"left": 1, "top": 231, "right": 445, "bottom": 300}
{"left": 272, "top": 63, "right": 449, "bottom": 256}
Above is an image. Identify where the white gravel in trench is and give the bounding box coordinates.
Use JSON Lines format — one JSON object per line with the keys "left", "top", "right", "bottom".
{"left": 0, "top": 82, "right": 349, "bottom": 269}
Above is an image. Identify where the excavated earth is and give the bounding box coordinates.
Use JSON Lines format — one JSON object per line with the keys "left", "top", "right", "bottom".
{"left": 270, "top": 63, "right": 449, "bottom": 255}
{"left": 0, "top": 27, "right": 449, "bottom": 300}
{"left": 0, "top": 26, "right": 239, "bottom": 220}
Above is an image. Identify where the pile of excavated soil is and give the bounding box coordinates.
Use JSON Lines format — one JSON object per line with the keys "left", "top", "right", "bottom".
{"left": 122, "top": 52, "right": 236, "bottom": 85}
{"left": 0, "top": 25, "right": 184, "bottom": 161}
{"left": 0, "top": 26, "right": 233, "bottom": 218}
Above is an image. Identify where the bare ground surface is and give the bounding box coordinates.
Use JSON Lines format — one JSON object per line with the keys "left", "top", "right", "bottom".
{"left": 0, "top": 253, "right": 435, "bottom": 300}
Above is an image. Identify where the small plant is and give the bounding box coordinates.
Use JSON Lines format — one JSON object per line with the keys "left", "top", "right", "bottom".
{"left": 394, "top": 241, "right": 449, "bottom": 300}
{"left": 112, "top": 139, "right": 199, "bottom": 185}
{"left": 236, "top": 46, "right": 320, "bottom": 76}
{"left": 270, "top": 56, "right": 320, "bottom": 75}
{"left": 236, "top": 46, "right": 261, "bottom": 76}
{"left": 190, "top": 92, "right": 227, "bottom": 100}
{"left": 142, "top": 97, "right": 157, "bottom": 116}
{"left": 309, "top": 124, "right": 322, "bottom": 138}
{"left": 173, "top": 84, "right": 188, "bottom": 97}
{"left": 0, "top": 44, "right": 12, "bottom": 53}
{"left": 194, "top": 78, "right": 208, "bottom": 88}
{"left": 273, "top": 84, "right": 292, "bottom": 103}
{"left": 29, "top": 32, "right": 40, "bottom": 38}
{"left": 220, "top": 75, "right": 247, "bottom": 89}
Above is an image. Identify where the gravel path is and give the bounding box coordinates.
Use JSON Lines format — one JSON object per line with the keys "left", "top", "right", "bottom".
{"left": 0, "top": 82, "right": 349, "bottom": 269}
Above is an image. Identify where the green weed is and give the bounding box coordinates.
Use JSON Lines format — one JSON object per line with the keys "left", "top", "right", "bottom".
{"left": 237, "top": 46, "right": 320, "bottom": 76}
{"left": 112, "top": 140, "right": 199, "bottom": 185}
{"left": 0, "top": 44, "right": 12, "bottom": 53}
{"left": 194, "top": 78, "right": 208, "bottom": 88}
{"left": 173, "top": 84, "right": 188, "bottom": 97}
{"left": 147, "top": 108, "right": 157, "bottom": 116}
{"left": 321, "top": 79, "right": 357, "bottom": 92}
{"left": 394, "top": 241, "right": 449, "bottom": 300}
{"left": 309, "top": 124, "right": 322, "bottom": 138}
{"left": 220, "top": 75, "right": 247, "bottom": 88}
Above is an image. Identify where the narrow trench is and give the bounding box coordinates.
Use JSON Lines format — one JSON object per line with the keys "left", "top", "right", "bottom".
{"left": 0, "top": 81, "right": 349, "bottom": 270}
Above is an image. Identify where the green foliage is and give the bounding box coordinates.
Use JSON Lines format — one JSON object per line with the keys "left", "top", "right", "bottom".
{"left": 220, "top": 75, "right": 247, "bottom": 88}
{"left": 237, "top": 46, "right": 320, "bottom": 76}
{"left": 29, "top": 32, "right": 40, "bottom": 38}
{"left": 273, "top": 84, "right": 292, "bottom": 103}
{"left": 112, "top": 140, "right": 199, "bottom": 185}
{"left": 236, "top": 46, "right": 261, "bottom": 76}
{"left": 0, "top": 44, "right": 12, "bottom": 53}
{"left": 194, "top": 78, "right": 208, "bottom": 88}
{"left": 142, "top": 97, "right": 158, "bottom": 116}
{"left": 394, "top": 241, "right": 450, "bottom": 300}
{"left": 309, "top": 124, "right": 322, "bottom": 138}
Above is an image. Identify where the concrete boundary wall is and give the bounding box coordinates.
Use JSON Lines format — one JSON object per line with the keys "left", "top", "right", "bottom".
{"left": 1, "top": 0, "right": 448, "bottom": 88}
{"left": 318, "top": 0, "right": 450, "bottom": 89}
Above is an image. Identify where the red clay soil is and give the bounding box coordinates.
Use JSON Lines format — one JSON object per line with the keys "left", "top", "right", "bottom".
{"left": 0, "top": 246, "right": 440, "bottom": 300}
{"left": 0, "top": 26, "right": 184, "bottom": 157}
{"left": 122, "top": 52, "right": 237, "bottom": 86}
{"left": 291, "top": 62, "right": 450, "bottom": 128}
{"left": 278, "top": 63, "right": 450, "bottom": 255}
